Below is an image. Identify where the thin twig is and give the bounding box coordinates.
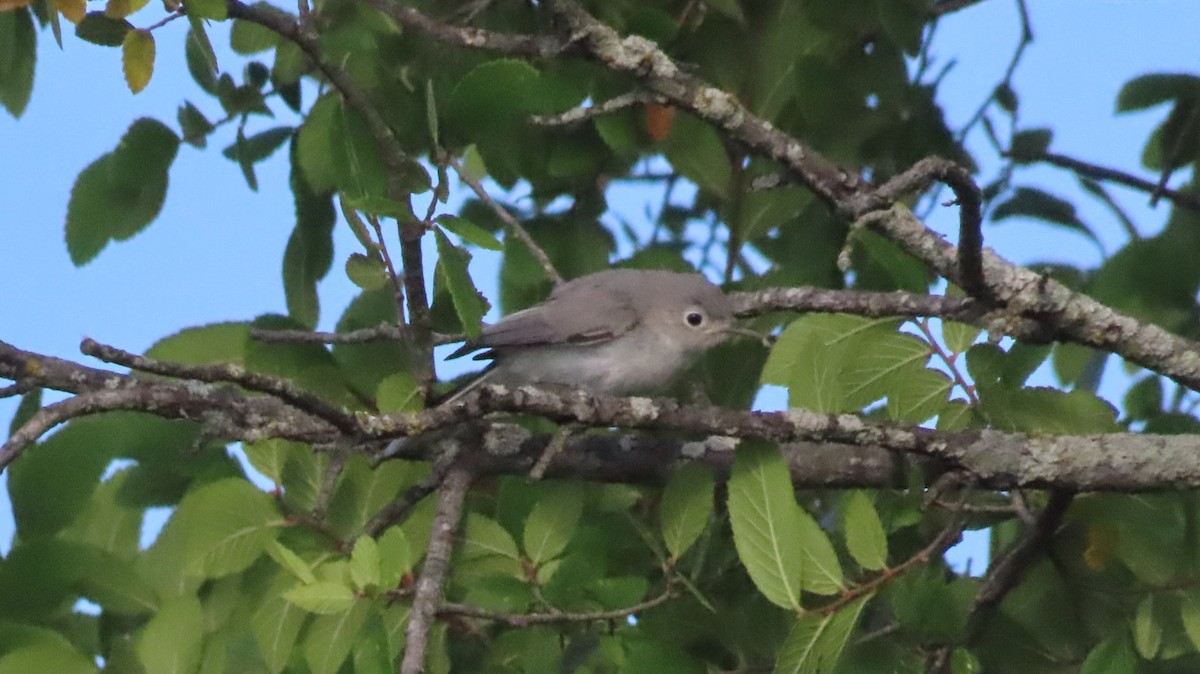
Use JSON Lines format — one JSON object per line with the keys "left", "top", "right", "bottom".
{"left": 401, "top": 466, "right": 473, "bottom": 674}
{"left": 249, "top": 325, "right": 461, "bottom": 345}
{"left": 79, "top": 338, "right": 361, "bottom": 436}
{"left": 927, "top": 490, "right": 1074, "bottom": 673}
{"left": 450, "top": 157, "right": 562, "bottom": 284}
{"left": 530, "top": 91, "right": 664, "bottom": 126}
{"left": 1, "top": 393, "right": 118, "bottom": 469}
{"left": 0, "top": 382, "right": 32, "bottom": 399}
{"left": 359, "top": 445, "right": 462, "bottom": 538}
{"left": 437, "top": 585, "right": 674, "bottom": 626}
{"left": 358, "top": 0, "right": 566, "bottom": 59}
{"left": 1025, "top": 151, "right": 1200, "bottom": 213}
{"left": 815, "top": 514, "right": 965, "bottom": 617}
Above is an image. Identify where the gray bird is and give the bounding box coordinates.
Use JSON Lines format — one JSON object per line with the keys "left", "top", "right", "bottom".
{"left": 442, "top": 268, "right": 742, "bottom": 402}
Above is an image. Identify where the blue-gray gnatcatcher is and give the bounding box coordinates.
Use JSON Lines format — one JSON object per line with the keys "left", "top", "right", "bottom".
{"left": 442, "top": 268, "right": 742, "bottom": 403}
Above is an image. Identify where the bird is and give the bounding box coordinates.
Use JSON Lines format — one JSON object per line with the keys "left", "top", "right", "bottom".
{"left": 440, "top": 268, "right": 743, "bottom": 403}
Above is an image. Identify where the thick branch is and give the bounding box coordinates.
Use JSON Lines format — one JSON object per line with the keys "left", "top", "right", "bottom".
{"left": 9, "top": 340, "right": 1200, "bottom": 491}
{"left": 857, "top": 205, "right": 1200, "bottom": 392}
{"left": 402, "top": 466, "right": 472, "bottom": 674}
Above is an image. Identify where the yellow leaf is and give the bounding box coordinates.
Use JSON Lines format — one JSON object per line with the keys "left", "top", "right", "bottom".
{"left": 58, "top": 0, "right": 85, "bottom": 23}
{"left": 0, "top": 0, "right": 37, "bottom": 10}
{"left": 121, "top": 29, "right": 155, "bottom": 95}
{"left": 105, "top": 0, "right": 148, "bottom": 18}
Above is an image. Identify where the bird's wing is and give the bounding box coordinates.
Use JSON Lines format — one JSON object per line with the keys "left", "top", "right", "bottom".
{"left": 447, "top": 285, "right": 638, "bottom": 359}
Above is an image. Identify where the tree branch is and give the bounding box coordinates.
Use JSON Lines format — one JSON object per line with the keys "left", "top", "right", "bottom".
{"left": 855, "top": 205, "right": 1200, "bottom": 392}
{"left": 449, "top": 157, "right": 562, "bottom": 284}
{"left": 80, "top": 337, "right": 361, "bottom": 436}
{"left": 437, "top": 585, "right": 673, "bottom": 626}
{"left": 401, "top": 466, "right": 472, "bottom": 674}
{"left": 1022, "top": 150, "right": 1200, "bottom": 213}
{"left": 249, "top": 324, "right": 461, "bottom": 346}
{"left": 927, "top": 491, "right": 1074, "bottom": 673}
{"left": 359, "top": 0, "right": 566, "bottom": 59}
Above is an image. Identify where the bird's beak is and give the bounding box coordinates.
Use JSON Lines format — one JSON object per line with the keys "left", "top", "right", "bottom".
{"left": 723, "top": 325, "right": 771, "bottom": 347}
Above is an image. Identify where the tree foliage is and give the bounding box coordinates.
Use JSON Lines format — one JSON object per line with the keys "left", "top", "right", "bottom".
{"left": 3, "top": 1, "right": 1200, "bottom": 673}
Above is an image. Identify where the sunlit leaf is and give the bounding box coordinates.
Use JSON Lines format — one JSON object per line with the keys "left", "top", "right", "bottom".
{"left": 727, "top": 442, "right": 805, "bottom": 611}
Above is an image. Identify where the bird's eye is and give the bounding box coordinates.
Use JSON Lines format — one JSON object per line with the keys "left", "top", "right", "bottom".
{"left": 685, "top": 310, "right": 705, "bottom": 327}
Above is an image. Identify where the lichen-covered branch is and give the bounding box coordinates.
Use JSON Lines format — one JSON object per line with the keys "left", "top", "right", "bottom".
{"left": 858, "top": 205, "right": 1200, "bottom": 392}
{"left": 7, "top": 338, "right": 1200, "bottom": 491}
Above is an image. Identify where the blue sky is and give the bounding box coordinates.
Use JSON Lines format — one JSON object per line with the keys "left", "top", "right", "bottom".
{"left": 2, "top": 1, "right": 1198, "bottom": 567}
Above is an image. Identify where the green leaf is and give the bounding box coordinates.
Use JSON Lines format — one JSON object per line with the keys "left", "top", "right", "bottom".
{"left": 325, "top": 457, "right": 418, "bottom": 537}
{"left": 352, "top": 618, "right": 393, "bottom": 674}
{"left": 60, "top": 468, "right": 142, "bottom": 559}
{"left": 223, "top": 125, "right": 293, "bottom": 164}
{"left": 795, "top": 507, "right": 844, "bottom": 596}
{"left": 346, "top": 252, "right": 388, "bottom": 290}
{"left": 434, "top": 227, "right": 490, "bottom": 340}
{"left": 991, "top": 187, "right": 1099, "bottom": 247}
{"left": 522, "top": 485, "right": 583, "bottom": 566}
{"left": 376, "top": 372, "right": 423, "bottom": 413}
{"left": 464, "top": 513, "right": 522, "bottom": 568}
{"left": 136, "top": 595, "right": 205, "bottom": 674}
{"left": 302, "top": 600, "right": 372, "bottom": 674}
{"left": 74, "top": 547, "right": 159, "bottom": 615}
{"left": 65, "top": 118, "right": 179, "bottom": 265}
{"left": 7, "top": 416, "right": 122, "bottom": 538}
{"left": 186, "top": 0, "right": 227, "bottom": 21}
{"left": 350, "top": 535, "right": 382, "bottom": 591}
{"left": 7, "top": 387, "right": 41, "bottom": 438}
{"left": 178, "top": 101, "right": 214, "bottom": 148}
{"left": 252, "top": 573, "right": 310, "bottom": 674}
{"left": 727, "top": 442, "right": 806, "bottom": 611}
{"left": 174, "top": 478, "right": 280, "bottom": 578}
{"left": 447, "top": 58, "right": 542, "bottom": 132}
{"left": 1123, "top": 375, "right": 1163, "bottom": 421}
{"left": 74, "top": 11, "right": 131, "bottom": 46}
{"left": 285, "top": 580, "right": 356, "bottom": 615}
{"left": 842, "top": 491, "right": 887, "bottom": 571}
{"left": 762, "top": 315, "right": 902, "bottom": 413}
{"left": 659, "top": 462, "right": 715, "bottom": 560}
{"left": 886, "top": 366, "right": 953, "bottom": 424}
{"left": 1081, "top": 635, "right": 1135, "bottom": 674}
{"left": 0, "top": 644, "right": 97, "bottom": 674}
{"left": 378, "top": 526, "right": 415, "bottom": 588}
{"left": 268, "top": 540, "right": 317, "bottom": 584}
{"left": 1116, "top": 73, "right": 1200, "bottom": 112}
{"left": 1181, "top": 591, "right": 1200, "bottom": 651}
{"left": 941, "top": 320, "right": 981, "bottom": 355}
{"left": 283, "top": 138, "right": 335, "bottom": 329}
{"left": 121, "top": 29, "right": 154, "bottom": 94}
{"left": 0, "top": 9, "right": 36, "bottom": 118}
{"left": 1132, "top": 595, "right": 1161, "bottom": 659}
{"left": 185, "top": 19, "right": 217, "bottom": 92}
{"left": 146, "top": 321, "right": 248, "bottom": 364}
{"left": 1009, "top": 128, "right": 1053, "bottom": 161}
{"left": 243, "top": 438, "right": 302, "bottom": 485}
{"left": 230, "top": 16, "right": 277, "bottom": 54}
{"left": 437, "top": 214, "right": 503, "bottom": 251}
{"left": 773, "top": 595, "right": 868, "bottom": 674}
{"left": 662, "top": 112, "right": 732, "bottom": 197}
